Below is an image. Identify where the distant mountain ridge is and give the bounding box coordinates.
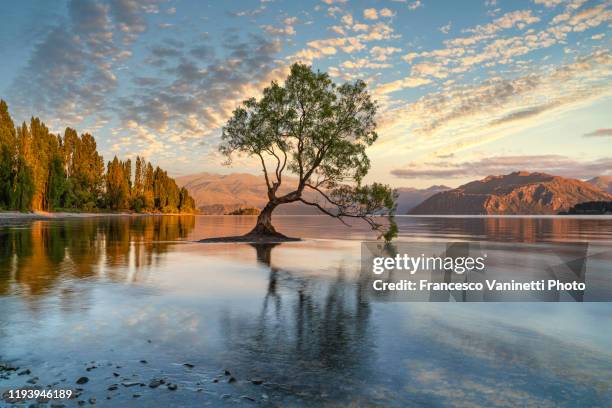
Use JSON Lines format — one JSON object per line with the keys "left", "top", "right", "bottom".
{"left": 396, "top": 185, "right": 451, "bottom": 214}
{"left": 410, "top": 171, "right": 612, "bottom": 215}
{"left": 586, "top": 176, "right": 612, "bottom": 194}
{"left": 175, "top": 172, "right": 321, "bottom": 214}
{"left": 176, "top": 172, "right": 448, "bottom": 215}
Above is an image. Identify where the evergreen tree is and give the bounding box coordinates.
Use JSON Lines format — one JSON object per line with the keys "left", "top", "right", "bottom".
{"left": 106, "top": 157, "right": 130, "bottom": 210}
{"left": 47, "top": 155, "right": 67, "bottom": 210}
{"left": 0, "top": 101, "right": 195, "bottom": 214}
{"left": 0, "top": 100, "right": 16, "bottom": 208}
{"left": 12, "top": 156, "right": 34, "bottom": 212}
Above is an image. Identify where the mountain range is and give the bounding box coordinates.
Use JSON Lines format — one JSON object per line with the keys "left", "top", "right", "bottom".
{"left": 410, "top": 171, "right": 612, "bottom": 215}
{"left": 176, "top": 171, "right": 612, "bottom": 215}
{"left": 175, "top": 172, "right": 320, "bottom": 214}
{"left": 586, "top": 176, "right": 612, "bottom": 194}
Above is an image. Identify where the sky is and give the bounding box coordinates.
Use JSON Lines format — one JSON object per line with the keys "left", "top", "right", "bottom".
{"left": 0, "top": 0, "right": 610, "bottom": 188}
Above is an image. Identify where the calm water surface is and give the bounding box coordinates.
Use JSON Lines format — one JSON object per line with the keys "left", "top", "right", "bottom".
{"left": 1, "top": 215, "right": 611, "bottom": 407}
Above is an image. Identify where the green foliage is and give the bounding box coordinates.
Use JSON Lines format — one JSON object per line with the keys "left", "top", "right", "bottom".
{"left": 106, "top": 156, "right": 130, "bottom": 210}
{"left": 220, "top": 64, "right": 396, "bottom": 239}
{"left": 0, "top": 99, "right": 195, "bottom": 214}
{"left": 11, "top": 156, "right": 34, "bottom": 212}
{"left": 47, "top": 155, "right": 67, "bottom": 210}
{"left": 0, "top": 146, "right": 13, "bottom": 208}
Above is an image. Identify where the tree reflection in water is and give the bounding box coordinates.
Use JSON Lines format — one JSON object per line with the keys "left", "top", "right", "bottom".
{"left": 0, "top": 216, "right": 195, "bottom": 298}
{"left": 218, "top": 243, "right": 384, "bottom": 405}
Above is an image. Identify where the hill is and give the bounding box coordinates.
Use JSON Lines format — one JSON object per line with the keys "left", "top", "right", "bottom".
{"left": 175, "top": 172, "right": 321, "bottom": 214}
{"left": 586, "top": 176, "right": 612, "bottom": 194}
{"left": 177, "top": 172, "right": 451, "bottom": 215}
{"left": 409, "top": 171, "right": 612, "bottom": 215}
{"left": 396, "top": 185, "right": 451, "bottom": 214}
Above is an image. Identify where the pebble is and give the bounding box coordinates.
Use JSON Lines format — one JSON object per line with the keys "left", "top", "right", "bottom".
{"left": 139, "top": 360, "right": 148, "bottom": 364}
{"left": 88, "top": 397, "right": 96, "bottom": 405}
{"left": 148, "top": 378, "right": 163, "bottom": 388}
{"left": 18, "top": 369, "right": 31, "bottom": 375}
{"left": 76, "top": 377, "right": 89, "bottom": 385}
{"left": 121, "top": 381, "right": 141, "bottom": 387}
{"left": 167, "top": 383, "right": 178, "bottom": 391}
{"left": 107, "top": 385, "right": 118, "bottom": 391}
{"left": 228, "top": 376, "right": 236, "bottom": 384}
{"left": 251, "top": 379, "right": 263, "bottom": 385}
{"left": 183, "top": 363, "right": 194, "bottom": 369}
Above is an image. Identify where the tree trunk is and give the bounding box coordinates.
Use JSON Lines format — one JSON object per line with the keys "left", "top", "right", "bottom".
{"left": 248, "top": 201, "right": 281, "bottom": 236}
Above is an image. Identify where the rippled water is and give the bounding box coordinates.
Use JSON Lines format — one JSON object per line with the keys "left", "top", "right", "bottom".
{"left": 1, "top": 215, "right": 611, "bottom": 407}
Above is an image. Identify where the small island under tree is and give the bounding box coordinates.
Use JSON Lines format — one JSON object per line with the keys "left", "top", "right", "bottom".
{"left": 201, "top": 63, "right": 397, "bottom": 243}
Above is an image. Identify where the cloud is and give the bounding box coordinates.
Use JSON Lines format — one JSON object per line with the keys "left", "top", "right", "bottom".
{"left": 116, "top": 33, "right": 285, "bottom": 140}
{"left": 341, "top": 14, "right": 353, "bottom": 26}
{"left": 375, "top": 77, "right": 432, "bottom": 94}
{"left": 377, "top": 50, "right": 612, "bottom": 158}
{"left": 487, "top": 101, "right": 561, "bottom": 126}
{"left": 408, "top": 1, "right": 423, "bottom": 11}
{"left": 370, "top": 46, "right": 401, "bottom": 61}
{"left": 533, "top": 0, "right": 565, "bottom": 7}
{"left": 467, "top": 9, "right": 540, "bottom": 36}
{"left": 438, "top": 22, "right": 451, "bottom": 34}
{"left": 391, "top": 155, "right": 612, "bottom": 179}
{"left": 7, "top": 0, "right": 169, "bottom": 128}
{"left": 363, "top": 8, "right": 378, "bottom": 20}
{"left": 380, "top": 8, "right": 396, "bottom": 18}
{"left": 341, "top": 58, "right": 391, "bottom": 69}
{"left": 583, "top": 128, "right": 612, "bottom": 137}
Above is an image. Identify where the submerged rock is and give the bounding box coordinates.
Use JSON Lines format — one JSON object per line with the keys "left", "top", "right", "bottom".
{"left": 121, "top": 381, "right": 141, "bottom": 387}
{"left": 148, "top": 378, "right": 164, "bottom": 388}
{"left": 76, "top": 377, "right": 89, "bottom": 385}
{"left": 167, "top": 383, "right": 178, "bottom": 391}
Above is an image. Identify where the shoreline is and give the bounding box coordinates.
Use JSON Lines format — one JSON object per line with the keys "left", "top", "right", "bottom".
{"left": 0, "top": 211, "right": 195, "bottom": 226}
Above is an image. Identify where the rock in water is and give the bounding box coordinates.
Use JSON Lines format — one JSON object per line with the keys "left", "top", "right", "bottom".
{"left": 148, "top": 379, "right": 163, "bottom": 388}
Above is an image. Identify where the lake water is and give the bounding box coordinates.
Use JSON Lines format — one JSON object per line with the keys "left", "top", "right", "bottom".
{"left": 1, "top": 215, "right": 611, "bottom": 407}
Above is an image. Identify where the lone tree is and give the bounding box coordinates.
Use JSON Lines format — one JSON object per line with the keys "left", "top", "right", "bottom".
{"left": 220, "top": 63, "right": 397, "bottom": 242}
